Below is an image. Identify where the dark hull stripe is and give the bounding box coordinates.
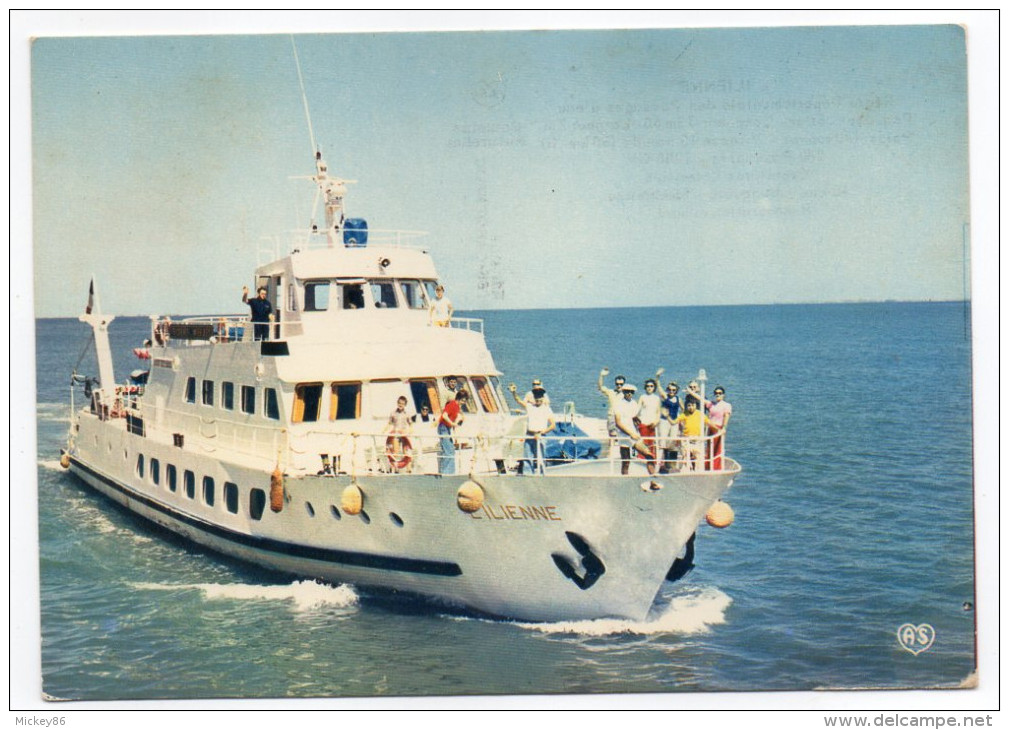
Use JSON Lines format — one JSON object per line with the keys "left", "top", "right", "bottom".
{"left": 68, "top": 457, "right": 463, "bottom": 577}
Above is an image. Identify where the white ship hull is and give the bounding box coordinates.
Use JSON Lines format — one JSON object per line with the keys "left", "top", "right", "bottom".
{"left": 67, "top": 412, "right": 737, "bottom": 622}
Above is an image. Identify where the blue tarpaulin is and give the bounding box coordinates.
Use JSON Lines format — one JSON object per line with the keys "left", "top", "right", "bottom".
{"left": 543, "top": 421, "right": 601, "bottom": 462}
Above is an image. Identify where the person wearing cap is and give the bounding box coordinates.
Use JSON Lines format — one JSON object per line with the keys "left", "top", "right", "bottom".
{"left": 437, "top": 390, "right": 468, "bottom": 475}
{"left": 429, "top": 284, "right": 453, "bottom": 327}
{"left": 597, "top": 368, "right": 630, "bottom": 438}
{"left": 523, "top": 379, "right": 551, "bottom": 408}
{"left": 613, "top": 383, "right": 643, "bottom": 475}
{"left": 509, "top": 384, "right": 556, "bottom": 475}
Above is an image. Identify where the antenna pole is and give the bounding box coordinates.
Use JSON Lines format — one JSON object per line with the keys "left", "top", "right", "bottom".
{"left": 291, "top": 35, "right": 317, "bottom": 157}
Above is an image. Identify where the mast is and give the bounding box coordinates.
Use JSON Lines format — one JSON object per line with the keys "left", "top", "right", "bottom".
{"left": 78, "top": 278, "right": 117, "bottom": 396}
{"left": 292, "top": 35, "right": 355, "bottom": 248}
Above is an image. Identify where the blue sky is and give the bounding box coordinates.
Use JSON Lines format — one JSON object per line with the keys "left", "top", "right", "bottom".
{"left": 29, "top": 22, "right": 971, "bottom": 317}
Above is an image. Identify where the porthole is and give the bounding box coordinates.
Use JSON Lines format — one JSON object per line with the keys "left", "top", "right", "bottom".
{"left": 329, "top": 505, "right": 342, "bottom": 521}
{"left": 389, "top": 512, "right": 404, "bottom": 527}
{"left": 306, "top": 502, "right": 315, "bottom": 517}
{"left": 359, "top": 510, "right": 371, "bottom": 525}
{"left": 249, "top": 488, "right": 266, "bottom": 520}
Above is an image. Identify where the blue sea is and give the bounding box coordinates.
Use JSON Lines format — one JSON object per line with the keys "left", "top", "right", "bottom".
{"left": 30, "top": 302, "right": 977, "bottom": 704}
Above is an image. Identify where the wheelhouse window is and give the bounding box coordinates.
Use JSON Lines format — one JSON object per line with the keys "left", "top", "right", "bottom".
{"left": 471, "top": 377, "right": 500, "bottom": 413}
{"left": 370, "top": 281, "right": 398, "bottom": 309}
{"left": 184, "top": 377, "right": 196, "bottom": 404}
{"left": 202, "top": 380, "right": 214, "bottom": 406}
{"left": 399, "top": 280, "right": 428, "bottom": 310}
{"left": 265, "top": 388, "right": 280, "bottom": 420}
{"left": 303, "top": 280, "right": 330, "bottom": 312}
{"left": 241, "top": 386, "right": 256, "bottom": 415}
{"left": 339, "top": 282, "right": 366, "bottom": 310}
{"left": 330, "top": 382, "right": 362, "bottom": 420}
{"left": 422, "top": 281, "right": 440, "bottom": 303}
{"left": 444, "top": 375, "right": 477, "bottom": 413}
{"left": 293, "top": 383, "right": 323, "bottom": 423}
{"left": 409, "top": 378, "right": 441, "bottom": 415}
{"left": 222, "top": 382, "right": 235, "bottom": 411}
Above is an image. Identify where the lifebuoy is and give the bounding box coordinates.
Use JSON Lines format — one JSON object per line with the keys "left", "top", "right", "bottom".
{"left": 385, "top": 435, "right": 412, "bottom": 471}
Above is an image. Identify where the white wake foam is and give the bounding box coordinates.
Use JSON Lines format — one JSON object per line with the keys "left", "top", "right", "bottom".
{"left": 133, "top": 579, "right": 359, "bottom": 611}
{"left": 514, "top": 587, "right": 733, "bottom": 636}
{"left": 38, "top": 459, "right": 68, "bottom": 471}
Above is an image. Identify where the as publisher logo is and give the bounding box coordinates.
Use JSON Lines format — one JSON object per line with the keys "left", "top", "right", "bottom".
{"left": 896, "top": 623, "right": 935, "bottom": 655}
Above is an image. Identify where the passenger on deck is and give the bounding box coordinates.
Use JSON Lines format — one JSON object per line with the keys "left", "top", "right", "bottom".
{"left": 597, "top": 368, "right": 628, "bottom": 438}
{"left": 661, "top": 381, "right": 682, "bottom": 420}
{"left": 384, "top": 396, "right": 413, "bottom": 436}
{"left": 523, "top": 378, "right": 551, "bottom": 407}
{"left": 613, "top": 384, "right": 643, "bottom": 475}
{"left": 437, "top": 390, "right": 467, "bottom": 475}
{"left": 657, "top": 404, "right": 682, "bottom": 473}
{"left": 636, "top": 372, "right": 664, "bottom": 475}
{"left": 509, "top": 384, "right": 556, "bottom": 475}
{"left": 676, "top": 396, "right": 715, "bottom": 472}
{"left": 429, "top": 285, "right": 453, "bottom": 327}
{"left": 411, "top": 404, "right": 434, "bottom": 423}
{"left": 705, "top": 386, "right": 732, "bottom": 470}
{"left": 242, "top": 286, "right": 273, "bottom": 341}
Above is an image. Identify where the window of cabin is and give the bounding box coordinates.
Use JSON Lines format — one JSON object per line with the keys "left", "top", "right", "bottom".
{"left": 241, "top": 386, "right": 256, "bottom": 415}
{"left": 222, "top": 382, "right": 235, "bottom": 411}
{"left": 471, "top": 377, "right": 499, "bottom": 413}
{"left": 422, "top": 280, "right": 440, "bottom": 303}
{"left": 202, "top": 380, "right": 214, "bottom": 406}
{"left": 136, "top": 454, "right": 145, "bottom": 479}
{"left": 330, "top": 382, "right": 362, "bottom": 420}
{"left": 151, "top": 457, "right": 161, "bottom": 485}
{"left": 293, "top": 383, "right": 323, "bottom": 423}
{"left": 265, "top": 388, "right": 280, "bottom": 420}
{"left": 303, "top": 280, "right": 330, "bottom": 312}
{"left": 490, "top": 377, "right": 508, "bottom": 412}
{"left": 224, "top": 482, "right": 239, "bottom": 514}
{"left": 184, "top": 470, "right": 195, "bottom": 499}
{"left": 203, "top": 476, "right": 215, "bottom": 507}
{"left": 409, "top": 378, "right": 441, "bottom": 415}
{"left": 249, "top": 488, "right": 266, "bottom": 520}
{"left": 370, "top": 281, "right": 398, "bottom": 309}
{"left": 340, "top": 283, "right": 366, "bottom": 310}
{"left": 167, "top": 464, "right": 177, "bottom": 492}
{"left": 184, "top": 377, "right": 196, "bottom": 403}
{"left": 443, "top": 375, "right": 477, "bottom": 413}
{"left": 399, "top": 280, "right": 428, "bottom": 310}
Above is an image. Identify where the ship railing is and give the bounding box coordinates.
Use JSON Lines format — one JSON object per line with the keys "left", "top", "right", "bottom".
{"left": 150, "top": 315, "right": 305, "bottom": 346}
{"left": 448, "top": 317, "right": 483, "bottom": 334}
{"left": 290, "top": 428, "right": 733, "bottom": 477}
{"left": 291, "top": 228, "right": 430, "bottom": 253}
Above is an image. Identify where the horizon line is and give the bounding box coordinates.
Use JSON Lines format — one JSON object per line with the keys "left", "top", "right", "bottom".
{"left": 34, "top": 298, "right": 969, "bottom": 321}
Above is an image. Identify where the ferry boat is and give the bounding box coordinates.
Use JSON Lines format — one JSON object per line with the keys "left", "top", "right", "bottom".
{"left": 61, "top": 145, "right": 741, "bottom": 622}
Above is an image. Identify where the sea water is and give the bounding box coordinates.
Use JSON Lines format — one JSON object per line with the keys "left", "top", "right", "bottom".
{"left": 32, "top": 302, "right": 976, "bottom": 700}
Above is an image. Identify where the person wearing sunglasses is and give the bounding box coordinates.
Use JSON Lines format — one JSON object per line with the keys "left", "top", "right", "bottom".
{"left": 705, "top": 386, "right": 732, "bottom": 470}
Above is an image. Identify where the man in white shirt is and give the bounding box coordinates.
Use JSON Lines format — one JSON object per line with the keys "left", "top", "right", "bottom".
{"left": 523, "top": 378, "right": 551, "bottom": 408}
{"left": 509, "top": 384, "right": 556, "bottom": 475}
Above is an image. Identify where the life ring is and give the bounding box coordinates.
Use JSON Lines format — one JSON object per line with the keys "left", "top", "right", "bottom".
{"left": 385, "top": 435, "right": 412, "bottom": 471}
